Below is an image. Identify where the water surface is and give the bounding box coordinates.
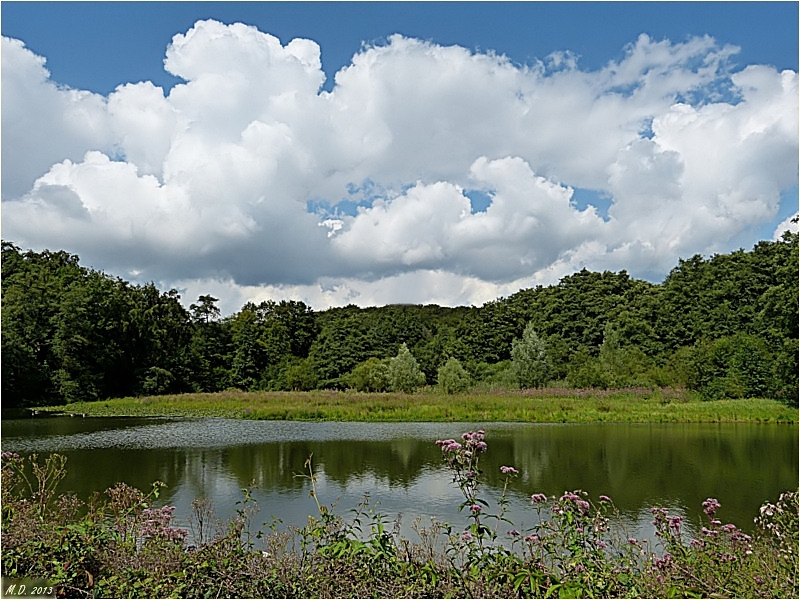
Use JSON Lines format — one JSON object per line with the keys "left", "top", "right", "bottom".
{"left": 2, "top": 417, "right": 796, "bottom": 541}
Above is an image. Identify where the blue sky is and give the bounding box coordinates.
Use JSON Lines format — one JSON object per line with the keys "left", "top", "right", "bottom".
{"left": 2, "top": 2, "right": 798, "bottom": 312}
{"left": 3, "top": 2, "right": 798, "bottom": 95}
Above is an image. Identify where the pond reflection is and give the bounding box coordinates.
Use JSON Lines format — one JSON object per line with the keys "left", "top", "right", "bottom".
{"left": 2, "top": 418, "right": 796, "bottom": 540}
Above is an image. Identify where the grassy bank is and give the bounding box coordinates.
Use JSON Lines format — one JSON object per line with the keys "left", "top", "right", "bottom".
{"left": 35, "top": 387, "right": 797, "bottom": 423}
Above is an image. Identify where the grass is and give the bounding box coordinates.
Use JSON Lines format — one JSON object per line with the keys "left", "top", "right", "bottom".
{"left": 35, "top": 387, "right": 798, "bottom": 423}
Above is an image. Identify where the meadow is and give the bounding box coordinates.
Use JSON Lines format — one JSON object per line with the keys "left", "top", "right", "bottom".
{"left": 36, "top": 387, "right": 798, "bottom": 423}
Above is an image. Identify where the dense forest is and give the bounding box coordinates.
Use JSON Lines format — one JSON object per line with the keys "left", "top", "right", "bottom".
{"left": 2, "top": 232, "right": 797, "bottom": 408}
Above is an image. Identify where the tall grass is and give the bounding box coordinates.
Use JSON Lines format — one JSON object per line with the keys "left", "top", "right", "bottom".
{"left": 36, "top": 387, "right": 797, "bottom": 423}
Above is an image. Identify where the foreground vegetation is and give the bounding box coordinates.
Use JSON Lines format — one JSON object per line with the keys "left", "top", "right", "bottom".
{"left": 3, "top": 233, "right": 798, "bottom": 408}
{"left": 3, "top": 436, "right": 797, "bottom": 599}
{"left": 34, "top": 388, "right": 798, "bottom": 423}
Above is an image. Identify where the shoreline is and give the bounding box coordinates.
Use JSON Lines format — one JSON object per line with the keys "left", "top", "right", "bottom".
{"left": 24, "top": 388, "right": 798, "bottom": 424}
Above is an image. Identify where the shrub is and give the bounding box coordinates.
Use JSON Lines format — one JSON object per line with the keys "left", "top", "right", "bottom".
{"left": 437, "top": 357, "right": 471, "bottom": 394}
{"left": 347, "top": 357, "right": 391, "bottom": 392}
{"left": 511, "top": 323, "right": 550, "bottom": 388}
{"left": 387, "top": 343, "right": 426, "bottom": 393}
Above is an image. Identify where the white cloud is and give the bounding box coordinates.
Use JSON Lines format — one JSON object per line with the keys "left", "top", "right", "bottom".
{"left": 2, "top": 22, "right": 797, "bottom": 312}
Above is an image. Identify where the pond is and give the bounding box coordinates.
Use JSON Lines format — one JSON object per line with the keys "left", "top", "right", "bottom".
{"left": 2, "top": 417, "right": 797, "bottom": 543}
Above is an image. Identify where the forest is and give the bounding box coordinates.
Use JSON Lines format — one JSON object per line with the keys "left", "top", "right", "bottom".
{"left": 1, "top": 231, "right": 797, "bottom": 409}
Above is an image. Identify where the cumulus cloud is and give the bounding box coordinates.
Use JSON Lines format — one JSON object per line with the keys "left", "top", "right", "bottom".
{"left": 2, "top": 20, "right": 797, "bottom": 311}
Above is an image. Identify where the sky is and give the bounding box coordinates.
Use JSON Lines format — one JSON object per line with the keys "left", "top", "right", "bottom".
{"left": 2, "top": 2, "right": 798, "bottom": 315}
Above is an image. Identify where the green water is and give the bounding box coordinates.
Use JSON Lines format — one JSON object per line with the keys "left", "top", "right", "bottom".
{"left": 2, "top": 417, "right": 796, "bottom": 539}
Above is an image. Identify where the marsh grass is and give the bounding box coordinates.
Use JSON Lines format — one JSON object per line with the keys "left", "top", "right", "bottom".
{"left": 35, "top": 387, "right": 797, "bottom": 423}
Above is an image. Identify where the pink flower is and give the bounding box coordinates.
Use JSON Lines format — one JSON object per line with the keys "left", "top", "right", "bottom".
{"left": 702, "top": 498, "right": 721, "bottom": 518}
{"left": 531, "top": 493, "right": 547, "bottom": 503}
{"left": 500, "top": 465, "right": 519, "bottom": 475}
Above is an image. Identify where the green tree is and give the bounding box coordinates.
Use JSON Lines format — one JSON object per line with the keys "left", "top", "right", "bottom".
{"left": 511, "top": 322, "right": 550, "bottom": 388}
{"left": 229, "top": 303, "right": 292, "bottom": 390}
{"left": 437, "top": 357, "right": 471, "bottom": 394}
{"left": 282, "top": 358, "right": 319, "bottom": 391}
{"left": 188, "top": 295, "right": 232, "bottom": 392}
{"left": 388, "top": 343, "right": 426, "bottom": 393}
{"left": 347, "top": 357, "right": 391, "bottom": 392}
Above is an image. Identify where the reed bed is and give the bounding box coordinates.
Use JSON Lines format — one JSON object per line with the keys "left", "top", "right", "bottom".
{"left": 35, "top": 387, "right": 797, "bottom": 423}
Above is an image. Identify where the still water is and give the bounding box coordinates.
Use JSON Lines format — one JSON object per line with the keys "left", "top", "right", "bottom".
{"left": 2, "top": 417, "right": 797, "bottom": 541}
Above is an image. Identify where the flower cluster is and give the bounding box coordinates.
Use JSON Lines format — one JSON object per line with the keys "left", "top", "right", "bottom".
{"left": 435, "top": 430, "right": 487, "bottom": 486}
{"left": 553, "top": 491, "right": 591, "bottom": 516}
{"left": 702, "top": 497, "right": 721, "bottom": 519}
{"left": 139, "top": 505, "right": 188, "bottom": 544}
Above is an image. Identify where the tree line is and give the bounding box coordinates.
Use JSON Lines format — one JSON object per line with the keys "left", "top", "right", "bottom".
{"left": 2, "top": 232, "right": 797, "bottom": 408}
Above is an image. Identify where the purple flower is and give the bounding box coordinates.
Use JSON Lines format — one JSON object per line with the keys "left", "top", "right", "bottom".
{"left": 702, "top": 498, "right": 721, "bottom": 518}
{"left": 507, "top": 529, "right": 521, "bottom": 536}
{"left": 599, "top": 495, "right": 612, "bottom": 503}
{"left": 500, "top": 465, "right": 519, "bottom": 475}
{"left": 531, "top": 493, "right": 547, "bottom": 503}
{"left": 470, "top": 504, "right": 482, "bottom": 514}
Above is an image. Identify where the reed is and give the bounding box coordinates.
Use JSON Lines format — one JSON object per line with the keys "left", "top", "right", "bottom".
{"left": 36, "top": 387, "right": 797, "bottom": 423}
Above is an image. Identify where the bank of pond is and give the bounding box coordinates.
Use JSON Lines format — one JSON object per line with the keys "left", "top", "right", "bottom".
{"left": 1, "top": 414, "right": 797, "bottom": 597}
{"left": 25, "top": 388, "right": 799, "bottom": 423}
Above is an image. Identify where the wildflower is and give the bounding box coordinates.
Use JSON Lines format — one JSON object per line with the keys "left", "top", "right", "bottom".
{"left": 470, "top": 504, "right": 482, "bottom": 514}
{"left": 702, "top": 497, "right": 721, "bottom": 518}
{"left": 461, "top": 531, "right": 473, "bottom": 542}
{"left": 599, "top": 495, "right": 612, "bottom": 503}
{"left": 531, "top": 493, "right": 547, "bottom": 503}
{"left": 507, "top": 529, "right": 521, "bottom": 536}
{"left": 667, "top": 515, "right": 684, "bottom": 534}
{"left": 654, "top": 551, "right": 674, "bottom": 571}
{"left": 731, "top": 530, "right": 751, "bottom": 543}
{"left": 500, "top": 465, "right": 519, "bottom": 475}
{"left": 524, "top": 533, "right": 540, "bottom": 543}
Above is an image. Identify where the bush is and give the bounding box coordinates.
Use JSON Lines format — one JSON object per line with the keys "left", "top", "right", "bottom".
{"left": 437, "top": 357, "right": 471, "bottom": 394}
{"left": 347, "top": 357, "right": 390, "bottom": 392}
{"left": 689, "top": 333, "right": 776, "bottom": 399}
{"left": 387, "top": 344, "right": 426, "bottom": 393}
{"left": 511, "top": 323, "right": 550, "bottom": 388}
